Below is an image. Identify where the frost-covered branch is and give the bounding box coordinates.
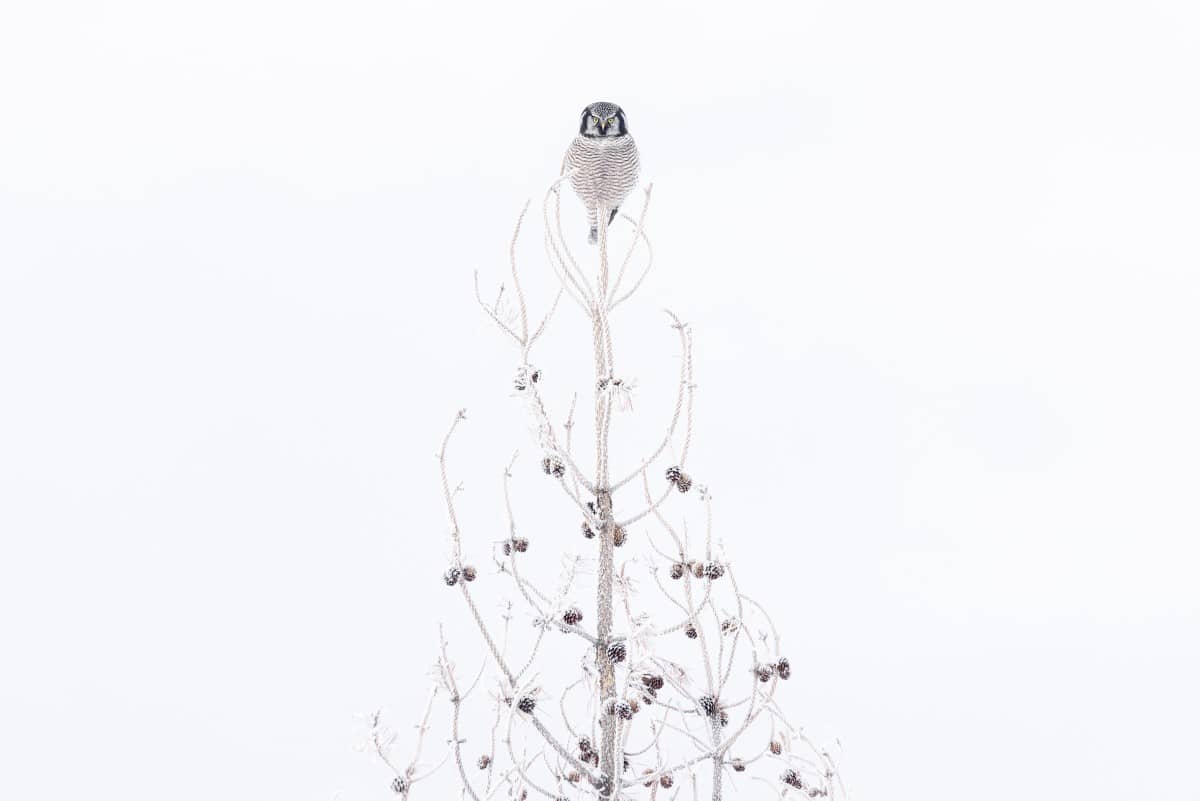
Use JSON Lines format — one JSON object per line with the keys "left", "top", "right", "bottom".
{"left": 369, "top": 172, "right": 845, "bottom": 801}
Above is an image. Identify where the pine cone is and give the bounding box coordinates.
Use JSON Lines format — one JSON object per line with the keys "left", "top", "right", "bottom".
{"left": 606, "top": 698, "right": 633, "bottom": 720}
{"left": 512, "top": 537, "right": 529, "bottom": 553}
{"left": 731, "top": 758, "right": 746, "bottom": 772}
{"left": 721, "top": 618, "right": 739, "bottom": 635}
{"left": 685, "top": 623, "right": 698, "bottom": 639}
{"left": 443, "top": 567, "right": 461, "bottom": 586}
{"left": 770, "top": 739, "right": 783, "bottom": 755}
{"left": 642, "top": 769, "right": 656, "bottom": 787}
{"left": 612, "top": 524, "right": 627, "bottom": 547}
{"left": 562, "top": 607, "right": 583, "bottom": 626}
{"left": 462, "top": 565, "right": 477, "bottom": 582}
{"left": 567, "top": 770, "right": 581, "bottom": 784}
{"left": 691, "top": 561, "right": 705, "bottom": 579}
{"left": 675, "top": 473, "right": 693, "bottom": 493}
{"left": 581, "top": 521, "right": 596, "bottom": 539}
{"left": 665, "top": 465, "right": 683, "bottom": 484}
{"left": 477, "top": 754, "right": 491, "bottom": 769}
{"left": 516, "top": 696, "right": 536, "bottom": 714}
{"left": 704, "top": 562, "right": 725, "bottom": 580}
{"left": 698, "top": 694, "right": 719, "bottom": 717}
{"left": 670, "top": 562, "right": 685, "bottom": 579}
{"left": 756, "top": 663, "right": 776, "bottom": 682}
{"left": 606, "top": 641, "right": 627, "bottom": 663}
{"left": 719, "top": 709, "right": 729, "bottom": 728}
{"left": 777, "top": 656, "right": 791, "bottom": 680}
{"left": 782, "top": 768, "right": 804, "bottom": 789}
{"left": 627, "top": 697, "right": 640, "bottom": 714}
{"left": 390, "top": 776, "right": 408, "bottom": 794}
{"left": 660, "top": 774, "right": 674, "bottom": 789}
{"left": 541, "top": 455, "right": 566, "bottom": 478}
{"left": 578, "top": 737, "right": 593, "bottom": 756}
{"left": 641, "top": 673, "right": 665, "bottom": 691}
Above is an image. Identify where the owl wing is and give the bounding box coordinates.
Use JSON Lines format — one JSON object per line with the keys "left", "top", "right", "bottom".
{"left": 564, "top": 137, "right": 600, "bottom": 207}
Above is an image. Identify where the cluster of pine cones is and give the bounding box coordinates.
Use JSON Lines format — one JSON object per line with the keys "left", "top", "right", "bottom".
{"left": 512, "top": 367, "right": 541, "bottom": 392}
{"left": 577, "top": 736, "right": 674, "bottom": 789}
{"left": 781, "top": 768, "right": 827, "bottom": 796}
{"left": 604, "top": 696, "right": 637, "bottom": 720}
{"left": 600, "top": 670, "right": 665, "bottom": 724}
{"left": 635, "top": 672, "right": 664, "bottom": 709}
{"left": 498, "top": 693, "right": 537, "bottom": 714}
{"left": 577, "top": 736, "right": 600, "bottom": 767}
{"left": 665, "top": 465, "right": 693, "bottom": 493}
{"left": 750, "top": 656, "right": 792, "bottom": 682}
{"left": 442, "top": 564, "right": 477, "bottom": 586}
{"left": 541, "top": 455, "right": 566, "bottom": 478}
{"left": 641, "top": 768, "right": 674, "bottom": 788}
{"left": 502, "top": 536, "right": 529, "bottom": 555}
{"left": 697, "top": 694, "right": 730, "bottom": 728}
{"left": 669, "top": 559, "right": 724, "bottom": 580}
{"left": 579, "top": 520, "right": 627, "bottom": 546}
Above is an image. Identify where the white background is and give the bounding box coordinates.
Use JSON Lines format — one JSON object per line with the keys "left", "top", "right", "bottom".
{"left": 2, "top": 1, "right": 1199, "bottom": 799}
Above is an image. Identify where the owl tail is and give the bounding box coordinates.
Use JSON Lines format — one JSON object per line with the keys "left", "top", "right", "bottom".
{"left": 586, "top": 207, "right": 620, "bottom": 245}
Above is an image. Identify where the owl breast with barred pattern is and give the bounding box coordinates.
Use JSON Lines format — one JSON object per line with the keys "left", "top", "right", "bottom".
{"left": 564, "top": 101, "right": 640, "bottom": 244}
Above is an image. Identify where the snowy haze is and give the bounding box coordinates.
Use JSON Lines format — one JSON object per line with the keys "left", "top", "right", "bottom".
{"left": 2, "top": 1, "right": 1199, "bottom": 799}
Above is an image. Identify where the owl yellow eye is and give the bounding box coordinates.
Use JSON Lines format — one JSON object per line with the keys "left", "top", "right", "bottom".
{"left": 592, "top": 116, "right": 600, "bottom": 123}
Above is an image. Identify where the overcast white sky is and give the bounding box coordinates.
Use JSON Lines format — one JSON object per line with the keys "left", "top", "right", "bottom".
{"left": 2, "top": 1, "right": 1199, "bottom": 799}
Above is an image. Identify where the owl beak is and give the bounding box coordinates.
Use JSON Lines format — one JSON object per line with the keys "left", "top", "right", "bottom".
{"left": 598, "top": 119, "right": 608, "bottom": 133}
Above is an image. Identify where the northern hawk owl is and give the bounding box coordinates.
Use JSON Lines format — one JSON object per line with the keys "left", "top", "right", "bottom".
{"left": 563, "top": 101, "right": 640, "bottom": 244}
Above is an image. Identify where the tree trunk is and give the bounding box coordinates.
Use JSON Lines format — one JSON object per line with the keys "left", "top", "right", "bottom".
{"left": 593, "top": 209, "right": 618, "bottom": 796}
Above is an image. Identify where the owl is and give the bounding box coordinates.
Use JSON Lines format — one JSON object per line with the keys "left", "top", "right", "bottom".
{"left": 563, "top": 101, "right": 641, "bottom": 244}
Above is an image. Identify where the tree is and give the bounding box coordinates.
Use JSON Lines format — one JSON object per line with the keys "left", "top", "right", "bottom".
{"left": 367, "top": 173, "right": 845, "bottom": 800}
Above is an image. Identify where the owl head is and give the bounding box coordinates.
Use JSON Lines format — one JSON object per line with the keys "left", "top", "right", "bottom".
{"left": 579, "top": 102, "right": 628, "bottom": 137}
